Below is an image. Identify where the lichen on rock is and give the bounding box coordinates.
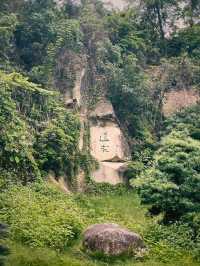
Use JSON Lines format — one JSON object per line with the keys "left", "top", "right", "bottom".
{"left": 83, "top": 223, "right": 145, "bottom": 257}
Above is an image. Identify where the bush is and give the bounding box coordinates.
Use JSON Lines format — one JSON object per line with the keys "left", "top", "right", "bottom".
{"left": 190, "top": 129, "right": 200, "bottom": 140}
{"left": 145, "top": 222, "right": 195, "bottom": 250}
{"left": 0, "top": 183, "right": 84, "bottom": 250}
{"left": 125, "top": 161, "right": 145, "bottom": 182}
{"left": 35, "top": 111, "right": 80, "bottom": 180}
{"left": 0, "top": 223, "right": 9, "bottom": 266}
{"left": 167, "top": 25, "right": 200, "bottom": 58}
{"left": 0, "top": 71, "right": 83, "bottom": 186}
{"left": 84, "top": 181, "right": 129, "bottom": 196}
{"left": 6, "top": 244, "right": 92, "bottom": 266}
{"left": 133, "top": 106, "right": 200, "bottom": 223}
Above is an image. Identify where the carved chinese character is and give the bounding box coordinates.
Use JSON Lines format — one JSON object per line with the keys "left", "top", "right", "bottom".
{"left": 99, "top": 132, "right": 109, "bottom": 142}
{"left": 99, "top": 132, "right": 110, "bottom": 152}
{"left": 101, "top": 144, "right": 109, "bottom": 153}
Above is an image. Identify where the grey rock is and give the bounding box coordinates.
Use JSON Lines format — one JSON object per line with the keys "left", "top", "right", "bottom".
{"left": 83, "top": 223, "right": 145, "bottom": 256}
{"left": 89, "top": 99, "right": 116, "bottom": 122}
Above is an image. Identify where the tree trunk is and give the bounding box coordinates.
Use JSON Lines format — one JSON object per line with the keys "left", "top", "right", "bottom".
{"left": 189, "top": 0, "right": 194, "bottom": 27}
{"left": 155, "top": 3, "right": 165, "bottom": 41}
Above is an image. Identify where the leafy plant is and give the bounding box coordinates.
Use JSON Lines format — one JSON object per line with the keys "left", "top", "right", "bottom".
{"left": 134, "top": 106, "right": 200, "bottom": 223}
{"left": 0, "top": 184, "right": 84, "bottom": 250}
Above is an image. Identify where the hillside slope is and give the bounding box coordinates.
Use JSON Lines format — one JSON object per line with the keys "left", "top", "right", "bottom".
{"left": 0, "top": 1, "right": 200, "bottom": 265}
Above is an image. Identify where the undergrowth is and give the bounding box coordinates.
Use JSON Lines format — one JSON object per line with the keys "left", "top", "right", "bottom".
{"left": 4, "top": 187, "right": 200, "bottom": 266}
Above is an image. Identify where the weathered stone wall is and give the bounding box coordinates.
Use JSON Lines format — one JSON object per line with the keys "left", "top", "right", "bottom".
{"left": 64, "top": 55, "right": 87, "bottom": 108}
{"left": 92, "top": 162, "right": 126, "bottom": 185}
{"left": 101, "top": 0, "right": 128, "bottom": 10}
{"left": 163, "top": 89, "right": 199, "bottom": 117}
{"left": 63, "top": 63, "right": 130, "bottom": 185}
{"left": 90, "top": 124, "right": 129, "bottom": 162}
{"left": 89, "top": 99, "right": 130, "bottom": 184}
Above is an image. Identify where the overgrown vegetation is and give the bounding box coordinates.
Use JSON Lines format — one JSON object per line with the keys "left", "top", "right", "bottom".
{"left": 0, "top": 183, "right": 83, "bottom": 250}
{"left": 0, "top": 0, "right": 200, "bottom": 265}
{"left": 0, "top": 71, "right": 81, "bottom": 185}
{"left": 2, "top": 191, "right": 200, "bottom": 266}
{"left": 133, "top": 106, "right": 200, "bottom": 259}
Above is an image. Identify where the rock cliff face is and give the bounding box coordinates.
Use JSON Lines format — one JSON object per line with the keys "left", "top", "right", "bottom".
{"left": 55, "top": 0, "right": 135, "bottom": 11}
{"left": 163, "top": 89, "right": 199, "bottom": 117}
{"left": 89, "top": 99, "right": 130, "bottom": 184}
{"left": 101, "top": 0, "right": 128, "bottom": 10}
{"left": 64, "top": 62, "right": 130, "bottom": 185}
{"left": 65, "top": 67, "right": 86, "bottom": 108}
{"left": 89, "top": 100, "right": 130, "bottom": 162}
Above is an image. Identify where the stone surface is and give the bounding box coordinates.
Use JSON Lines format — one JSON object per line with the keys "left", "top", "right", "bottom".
{"left": 89, "top": 99, "right": 116, "bottom": 121}
{"left": 163, "top": 89, "right": 199, "bottom": 117}
{"left": 90, "top": 123, "right": 129, "bottom": 162}
{"left": 64, "top": 64, "right": 130, "bottom": 185}
{"left": 102, "top": 0, "right": 126, "bottom": 10}
{"left": 55, "top": 0, "right": 81, "bottom": 8}
{"left": 83, "top": 223, "right": 145, "bottom": 256}
{"left": 48, "top": 174, "right": 70, "bottom": 194}
{"left": 72, "top": 68, "right": 86, "bottom": 108}
{"left": 64, "top": 67, "right": 86, "bottom": 108}
{"left": 90, "top": 99, "right": 130, "bottom": 184}
{"left": 92, "top": 162, "right": 126, "bottom": 185}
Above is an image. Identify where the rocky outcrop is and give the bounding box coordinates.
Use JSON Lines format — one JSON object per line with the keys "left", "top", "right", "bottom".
{"left": 89, "top": 100, "right": 116, "bottom": 122}
{"left": 101, "top": 0, "right": 127, "bottom": 10}
{"left": 90, "top": 124, "right": 129, "bottom": 162}
{"left": 101, "top": 0, "right": 140, "bottom": 10}
{"left": 92, "top": 162, "right": 126, "bottom": 185}
{"left": 55, "top": 0, "right": 81, "bottom": 8}
{"left": 63, "top": 61, "right": 130, "bottom": 185}
{"left": 163, "top": 89, "right": 199, "bottom": 117}
{"left": 83, "top": 223, "right": 145, "bottom": 256}
{"left": 48, "top": 173, "right": 70, "bottom": 194}
{"left": 64, "top": 56, "right": 86, "bottom": 109}
{"left": 89, "top": 99, "right": 130, "bottom": 184}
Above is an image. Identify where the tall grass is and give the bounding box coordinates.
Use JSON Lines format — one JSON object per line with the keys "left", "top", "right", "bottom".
{"left": 6, "top": 192, "right": 200, "bottom": 266}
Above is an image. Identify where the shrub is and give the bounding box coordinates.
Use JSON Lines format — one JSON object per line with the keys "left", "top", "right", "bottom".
{"left": 190, "top": 129, "right": 200, "bottom": 140}
{"left": 35, "top": 111, "right": 80, "bottom": 180}
{"left": 133, "top": 106, "right": 200, "bottom": 223}
{"left": 0, "top": 183, "right": 84, "bottom": 250}
{"left": 6, "top": 244, "right": 92, "bottom": 266}
{"left": 167, "top": 25, "right": 200, "bottom": 58}
{"left": 84, "top": 181, "right": 129, "bottom": 196}
{"left": 0, "top": 71, "right": 83, "bottom": 186}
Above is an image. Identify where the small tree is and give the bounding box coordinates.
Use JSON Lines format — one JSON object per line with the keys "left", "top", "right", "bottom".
{"left": 134, "top": 106, "right": 200, "bottom": 223}
{"left": 139, "top": 0, "right": 177, "bottom": 55}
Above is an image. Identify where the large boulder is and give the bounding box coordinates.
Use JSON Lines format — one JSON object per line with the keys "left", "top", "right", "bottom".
{"left": 83, "top": 223, "right": 145, "bottom": 256}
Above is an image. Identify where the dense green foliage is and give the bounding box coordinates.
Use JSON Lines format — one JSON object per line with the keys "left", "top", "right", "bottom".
{"left": 0, "top": 184, "right": 83, "bottom": 250}
{"left": 168, "top": 25, "right": 200, "bottom": 58}
{"left": 3, "top": 192, "right": 200, "bottom": 266}
{"left": 134, "top": 106, "right": 200, "bottom": 249}
{"left": 0, "top": 71, "right": 81, "bottom": 185}
{"left": 0, "top": 0, "right": 200, "bottom": 265}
